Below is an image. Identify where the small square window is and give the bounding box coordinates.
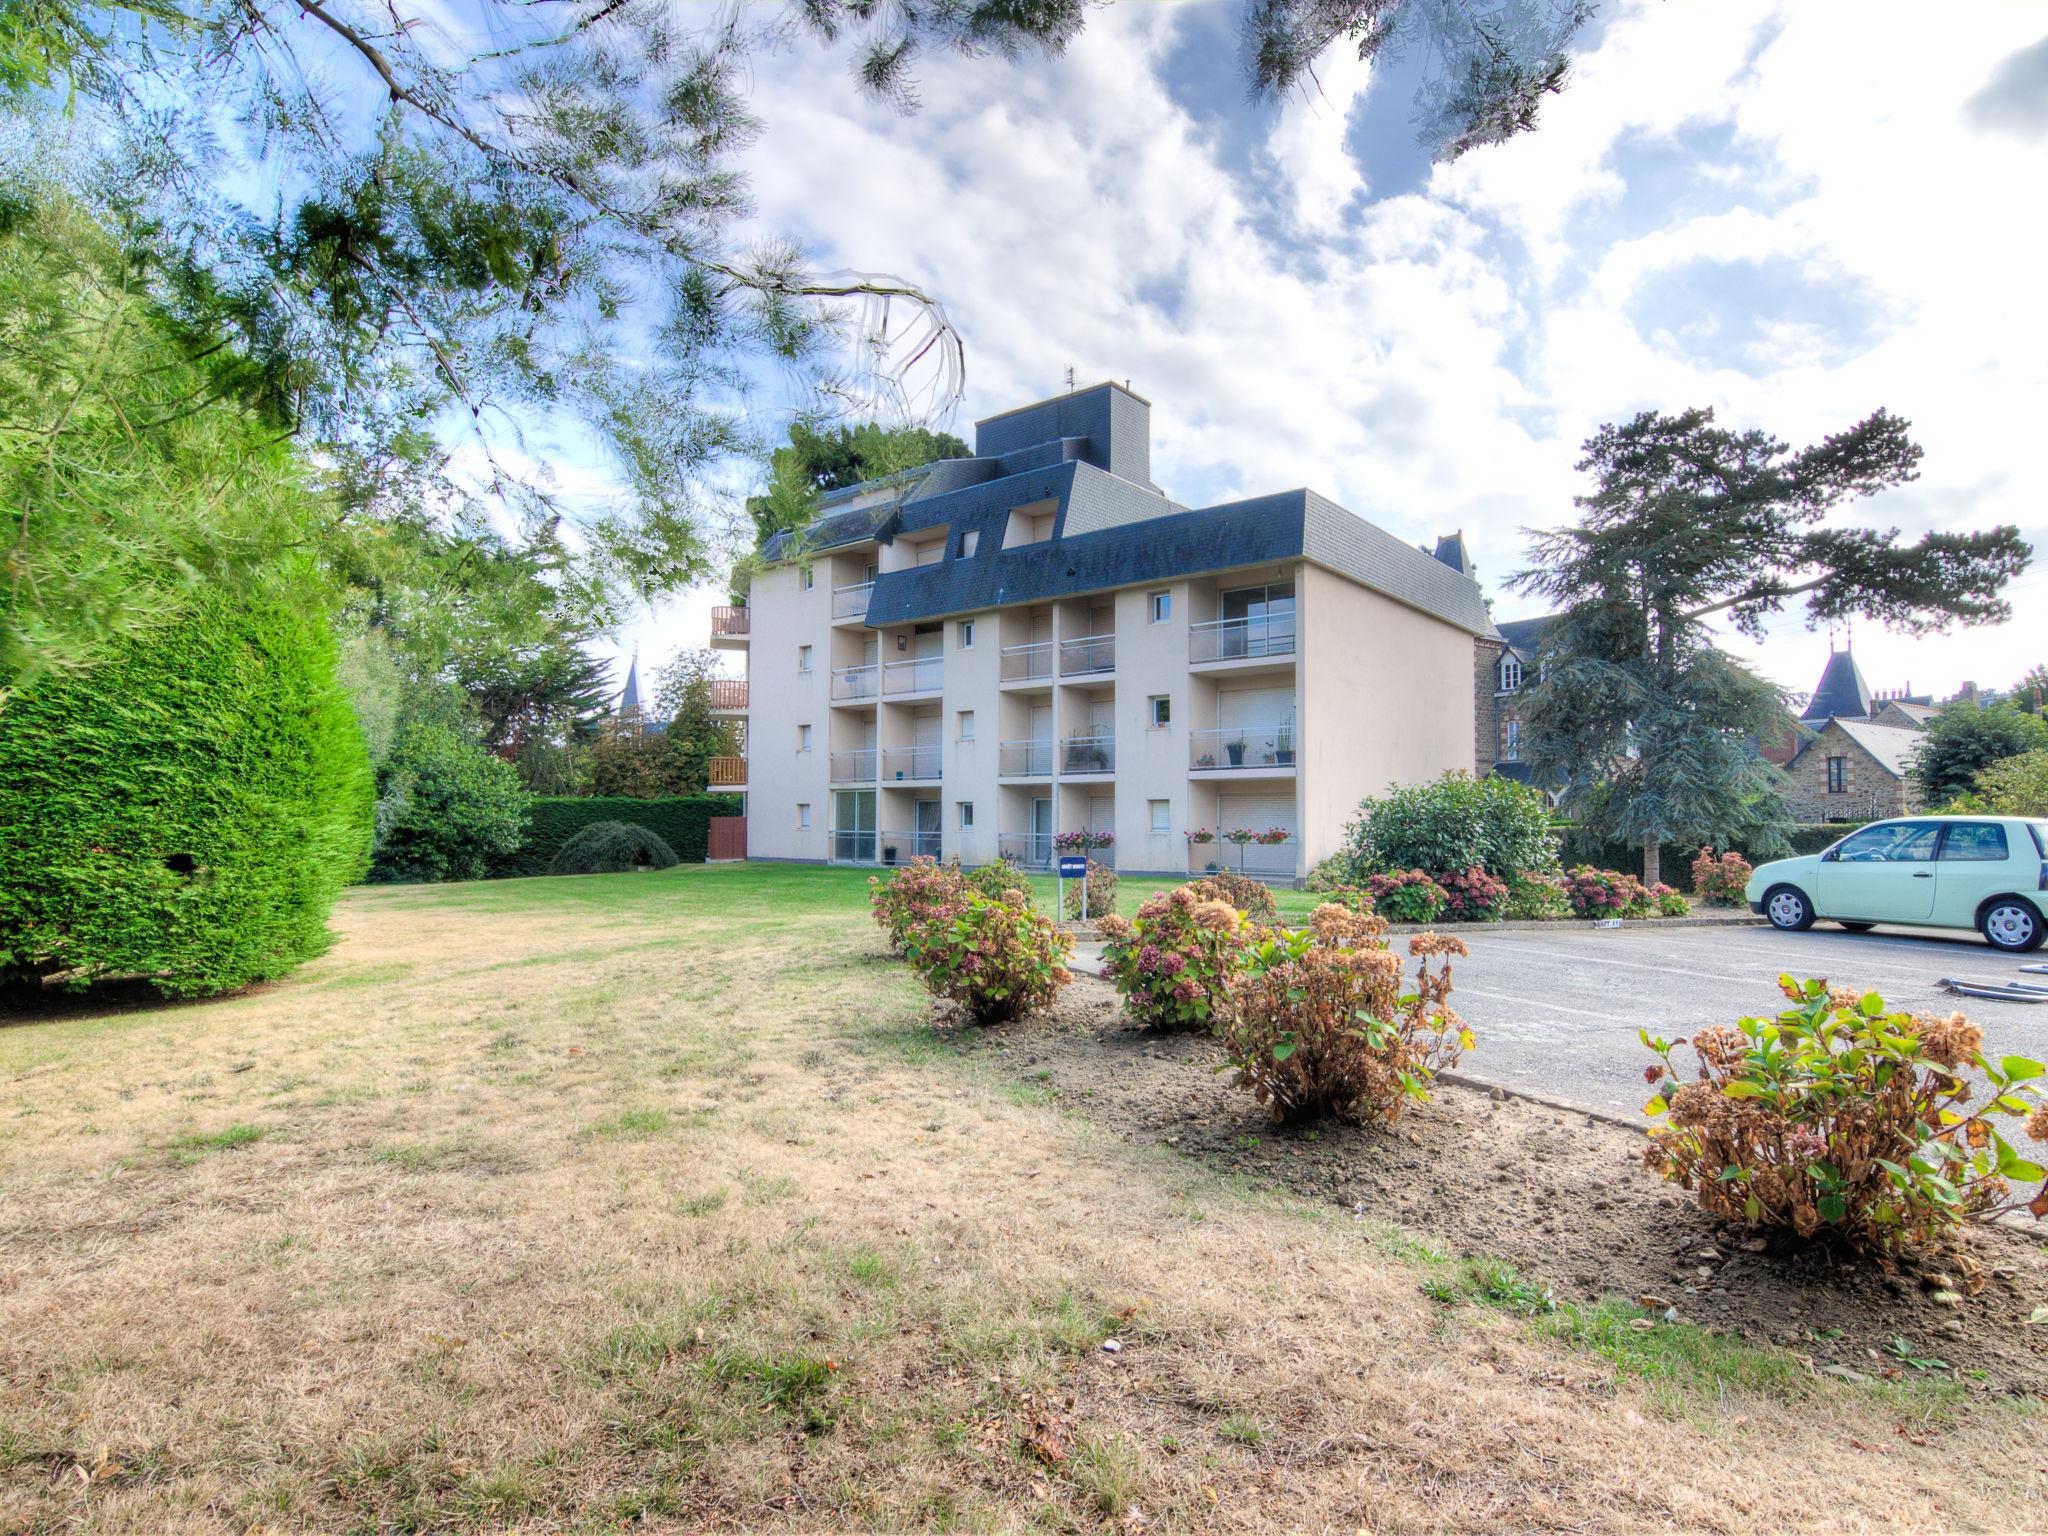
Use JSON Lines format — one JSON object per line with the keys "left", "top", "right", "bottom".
{"left": 1149, "top": 590, "right": 1171, "bottom": 624}
{"left": 1148, "top": 799, "right": 1170, "bottom": 834}
{"left": 961, "top": 530, "right": 980, "bottom": 558}
{"left": 797, "top": 644, "right": 812, "bottom": 673}
{"left": 958, "top": 709, "right": 976, "bottom": 741}
{"left": 1149, "top": 695, "right": 1171, "bottom": 728}
{"left": 797, "top": 724, "right": 812, "bottom": 752}
{"left": 958, "top": 801, "right": 975, "bottom": 830}
{"left": 959, "top": 619, "right": 976, "bottom": 649}
{"left": 797, "top": 803, "right": 811, "bottom": 830}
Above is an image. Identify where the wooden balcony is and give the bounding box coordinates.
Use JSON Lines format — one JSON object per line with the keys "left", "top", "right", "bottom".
{"left": 710, "top": 606, "right": 750, "bottom": 647}
{"left": 708, "top": 755, "right": 746, "bottom": 788}
{"left": 708, "top": 679, "right": 748, "bottom": 712}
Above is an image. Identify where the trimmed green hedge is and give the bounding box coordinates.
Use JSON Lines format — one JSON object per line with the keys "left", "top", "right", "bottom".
{"left": 490, "top": 796, "right": 728, "bottom": 877}
{"left": 1554, "top": 823, "right": 1868, "bottom": 890}
{"left": 0, "top": 583, "right": 372, "bottom": 998}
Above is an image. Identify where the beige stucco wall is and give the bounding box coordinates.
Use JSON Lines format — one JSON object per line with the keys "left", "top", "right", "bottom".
{"left": 1297, "top": 563, "right": 1477, "bottom": 869}
{"left": 743, "top": 553, "right": 858, "bottom": 862}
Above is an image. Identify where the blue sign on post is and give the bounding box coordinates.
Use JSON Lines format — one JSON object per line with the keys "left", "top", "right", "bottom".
{"left": 1057, "top": 855, "right": 1089, "bottom": 879}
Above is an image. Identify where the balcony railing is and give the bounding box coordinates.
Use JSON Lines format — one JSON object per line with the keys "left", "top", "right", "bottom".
{"left": 832, "top": 580, "right": 874, "bottom": 619}
{"left": 707, "top": 679, "right": 748, "bottom": 711}
{"left": 1186, "top": 838, "right": 1295, "bottom": 878}
{"left": 1189, "top": 614, "right": 1296, "bottom": 664}
{"left": 882, "top": 656, "right": 943, "bottom": 695}
{"left": 711, "top": 605, "right": 750, "bottom": 639}
{"left": 1059, "top": 734, "right": 1115, "bottom": 775}
{"left": 832, "top": 664, "right": 879, "bottom": 701}
{"left": 831, "top": 830, "right": 877, "bottom": 864}
{"left": 999, "top": 738, "right": 1053, "bottom": 777}
{"left": 1059, "top": 633, "right": 1115, "bottom": 676}
{"left": 882, "top": 745, "right": 943, "bottom": 781}
{"left": 879, "top": 829, "right": 944, "bottom": 862}
{"left": 999, "top": 641, "right": 1053, "bottom": 683}
{"left": 1189, "top": 724, "right": 1296, "bottom": 771}
{"left": 998, "top": 833, "right": 1052, "bottom": 870}
{"left": 829, "top": 748, "right": 877, "bottom": 783}
{"left": 708, "top": 755, "right": 746, "bottom": 787}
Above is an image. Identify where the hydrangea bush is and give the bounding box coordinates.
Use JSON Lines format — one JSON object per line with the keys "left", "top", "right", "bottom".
{"left": 1561, "top": 866, "right": 1649, "bottom": 918}
{"left": 1503, "top": 871, "right": 1570, "bottom": 921}
{"left": 903, "top": 890, "right": 1073, "bottom": 1025}
{"left": 1690, "top": 847, "right": 1755, "bottom": 907}
{"left": 1642, "top": 977, "right": 2048, "bottom": 1254}
{"left": 1062, "top": 857, "right": 1118, "bottom": 920}
{"left": 1437, "top": 866, "right": 1509, "bottom": 922}
{"left": 1220, "top": 903, "right": 1470, "bottom": 1124}
{"left": 869, "top": 857, "right": 969, "bottom": 953}
{"left": 1097, "top": 880, "right": 1251, "bottom": 1031}
{"left": 1360, "top": 870, "right": 1448, "bottom": 924}
{"left": 1650, "top": 882, "right": 1689, "bottom": 917}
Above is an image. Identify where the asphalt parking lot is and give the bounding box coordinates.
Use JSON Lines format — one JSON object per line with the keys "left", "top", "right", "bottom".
{"left": 1446, "top": 920, "right": 2048, "bottom": 1119}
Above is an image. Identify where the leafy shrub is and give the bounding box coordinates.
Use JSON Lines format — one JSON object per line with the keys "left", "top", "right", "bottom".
{"left": 1097, "top": 880, "right": 1252, "bottom": 1031}
{"left": 903, "top": 891, "right": 1072, "bottom": 1025}
{"left": 1436, "top": 866, "right": 1509, "bottom": 922}
{"left": 1339, "top": 772, "right": 1558, "bottom": 882}
{"left": 1502, "top": 871, "right": 1569, "bottom": 921}
{"left": 493, "top": 796, "right": 723, "bottom": 876}
{"left": 1966, "top": 748, "right": 2048, "bottom": 817}
{"left": 1220, "top": 904, "right": 1470, "bottom": 1124}
{"left": 965, "top": 859, "right": 1034, "bottom": 910}
{"left": 1690, "top": 847, "right": 1754, "bottom": 907}
{"left": 1561, "top": 866, "right": 1647, "bottom": 918}
{"left": 1652, "top": 884, "right": 1689, "bottom": 918}
{"left": 1205, "top": 870, "right": 1278, "bottom": 923}
{"left": 1642, "top": 977, "right": 2048, "bottom": 1253}
{"left": 370, "top": 719, "right": 529, "bottom": 883}
{"left": 547, "top": 821, "right": 679, "bottom": 875}
{"left": 0, "top": 584, "right": 372, "bottom": 999}
{"left": 1305, "top": 855, "right": 1350, "bottom": 893}
{"left": 1360, "top": 871, "right": 1448, "bottom": 924}
{"left": 1062, "top": 858, "right": 1118, "bottom": 920}
{"left": 870, "top": 857, "right": 969, "bottom": 953}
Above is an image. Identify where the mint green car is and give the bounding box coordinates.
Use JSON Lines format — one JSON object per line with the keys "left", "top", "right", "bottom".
{"left": 1745, "top": 816, "right": 2048, "bottom": 952}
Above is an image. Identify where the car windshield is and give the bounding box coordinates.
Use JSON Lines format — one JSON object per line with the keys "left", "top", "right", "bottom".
{"left": 1832, "top": 822, "right": 1942, "bottom": 863}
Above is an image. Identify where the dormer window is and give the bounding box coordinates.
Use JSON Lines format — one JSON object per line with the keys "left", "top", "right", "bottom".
{"left": 1002, "top": 499, "right": 1058, "bottom": 548}
{"left": 1500, "top": 657, "right": 1524, "bottom": 693}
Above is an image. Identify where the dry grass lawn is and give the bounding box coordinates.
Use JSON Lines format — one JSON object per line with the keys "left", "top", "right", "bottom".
{"left": 1, "top": 863, "right": 2042, "bottom": 1534}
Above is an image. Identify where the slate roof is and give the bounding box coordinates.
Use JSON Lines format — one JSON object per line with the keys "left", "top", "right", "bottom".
{"left": 1431, "top": 533, "right": 1475, "bottom": 577}
{"left": 1494, "top": 616, "right": 1555, "bottom": 656}
{"left": 1795, "top": 718, "right": 1922, "bottom": 779}
{"left": 1801, "top": 650, "right": 1875, "bottom": 724}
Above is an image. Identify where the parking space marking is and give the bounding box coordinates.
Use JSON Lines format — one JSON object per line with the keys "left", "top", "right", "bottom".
{"left": 1453, "top": 985, "right": 1627, "bottom": 1023}
{"left": 1472, "top": 936, "right": 1758, "bottom": 984}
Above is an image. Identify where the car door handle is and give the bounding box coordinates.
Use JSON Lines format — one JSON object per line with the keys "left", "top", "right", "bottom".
{"left": 1912, "top": 871, "right": 1933, "bottom": 878}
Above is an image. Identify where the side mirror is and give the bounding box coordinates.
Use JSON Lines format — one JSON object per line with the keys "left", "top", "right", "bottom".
{"left": 1820, "top": 850, "right": 1839, "bottom": 863}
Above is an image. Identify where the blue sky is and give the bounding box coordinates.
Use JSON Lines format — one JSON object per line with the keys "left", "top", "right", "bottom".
{"left": 594, "top": 0, "right": 2048, "bottom": 709}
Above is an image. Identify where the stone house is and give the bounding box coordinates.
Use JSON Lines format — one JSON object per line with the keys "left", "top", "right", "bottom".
{"left": 1781, "top": 716, "right": 1923, "bottom": 822}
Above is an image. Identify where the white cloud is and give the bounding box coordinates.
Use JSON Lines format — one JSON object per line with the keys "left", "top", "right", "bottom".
{"left": 609, "top": 0, "right": 2048, "bottom": 708}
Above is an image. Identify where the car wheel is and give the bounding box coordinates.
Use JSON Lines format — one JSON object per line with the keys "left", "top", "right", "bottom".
{"left": 1765, "top": 885, "right": 1815, "bottom": 932}
{"left": 1838, "top": 921, "right": 1876, "bottom": 933}
{"left": 1980, "top": 898, "right": 2047, "bottom": 953}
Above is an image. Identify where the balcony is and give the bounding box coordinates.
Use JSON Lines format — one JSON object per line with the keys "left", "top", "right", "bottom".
{"left": 1059, "top": 633, "right": 1115, "bottom": 677}
{"left": 830, "top": 748, "right": 878, "bottom": 783}
{"left": 998, "top": 833, "right": 1052, "bottom": 871}
{"left": 707, "top": 755, "right": 746, "bottom": 788}
{"left": 1059, "top": 734, "right": 1115, "bottom": 776}
{"left": 1190, "top": 615, "right": 1296, "bottom": 665}
{"left": 707, "top": 679, "right": 748, "bottom": 712}
{"left": 832, "top": 581, "right": 874, "bottom": 620}
{"left": 830, "top": 829, "right": 877, "bottom": 864}
{"left": 1189, "top": 724, "right": 1296, "bottom": 773}
{"left": 711, "top": 606, "right": 750, "bottom": 646}
{"left": 999, "top": 641, "right": 1053, "bottom": 684}
{"left": 882, "top": 656, "right": 943, "bottom": 696}
{"left": 832, "top": 664, "right": 879, "bottom": 702}
{"left": 879, "top": 829, "right": 943, "bottom": 863}
{"left": 1186, "top": 837, "right": 1295, "bottom": 879}
{"left": 882, "top": 745, "right": 943, "bottom": 782}
{"left": 999, "top": 738, "right": 1054, "bottom": 778}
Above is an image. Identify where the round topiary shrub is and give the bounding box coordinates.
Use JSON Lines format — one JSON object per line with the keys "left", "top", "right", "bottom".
{"left": 548, "top": 821, "right": 680, "bottom": 875}
{"left": 0, "top": 582, "right": 373, "bottom": 999}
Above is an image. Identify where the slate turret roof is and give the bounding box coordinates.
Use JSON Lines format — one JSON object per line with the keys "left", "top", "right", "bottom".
{"left": 1801, "top": 649, "right": 1875, "bottom": 724}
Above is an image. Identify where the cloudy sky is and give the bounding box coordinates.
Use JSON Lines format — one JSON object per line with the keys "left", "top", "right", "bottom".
{"left": 612, "top": 0, "right": 2048, "bottom": 710}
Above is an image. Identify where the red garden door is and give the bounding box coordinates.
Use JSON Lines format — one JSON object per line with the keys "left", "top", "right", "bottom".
{"left": 707, "top": 816, "right": 747, "bottom": 862}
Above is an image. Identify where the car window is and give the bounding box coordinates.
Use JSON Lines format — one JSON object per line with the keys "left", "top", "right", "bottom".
{"left": 1833, "top": 822, "right": 1942, "bottom": 863}
{"left": 1939, "top": 823, "right": 2009, "bottom": 862}
{"left": 2031, "top": 822, "right": 2048, "bottom": 858}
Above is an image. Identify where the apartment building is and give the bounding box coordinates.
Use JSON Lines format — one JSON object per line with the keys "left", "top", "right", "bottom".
{"left": 707, "top": 382, "right": 1495, "bottom": 881}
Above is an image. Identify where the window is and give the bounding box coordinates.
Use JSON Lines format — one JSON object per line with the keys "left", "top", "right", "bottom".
{"left": 797, "top": 724, "right": 812, "bottom": 752}
{"left": 1941, "top": 823, "right": 2010, "bottom": 862}
{"left": 961, "top": 529, "right": 980, "bottom": 558}
{"left": 959, "top": 619, "right": 976, "bottom": 649}
{"left": 797, "top": 803, "right": 811, "bottom": 830}
{"left": 1500, "top": 657, "right": 1524, "bottom": 692}
{"left": 957, "top": 709, "right": 976, "bottom": 742}
{"left": 1149, "top": 590, "right": 1171, "bottom": 624}
{"left": 1833, "top": 822, "right": 1941, "bottom": 863}
{"left": 958, "top": 801, "right": 975, "bottom": 830}
{"left": 797, "top": 644, "right": 812, "bottom": 673}
{"left": 1149, "top": 694, "right": 1171, "bottom": 728}
{"left": 1826, "top": 756, "right": 1847, "bottom": 793}
{"left": 1503, "top": 718, "right": 1522, "bottom": 761}
{"left": 1148, "top": 799, "right": 1170, "bottom": 834}
{"left": 801, "top": 567, "right": 815, "bottom": 591}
